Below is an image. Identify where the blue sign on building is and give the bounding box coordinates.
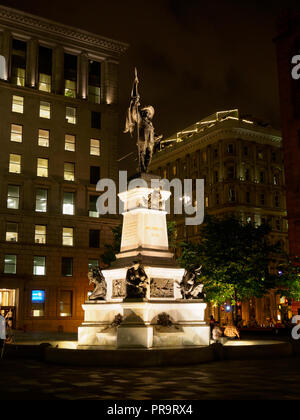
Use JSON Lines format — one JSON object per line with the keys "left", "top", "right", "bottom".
{"left": 31, "top": 290, "right": 45, "bottom": 303}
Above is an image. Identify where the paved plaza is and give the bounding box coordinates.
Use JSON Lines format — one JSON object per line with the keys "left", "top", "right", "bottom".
{"left": 0, "top": 355, "right": 300, "bottom": 400}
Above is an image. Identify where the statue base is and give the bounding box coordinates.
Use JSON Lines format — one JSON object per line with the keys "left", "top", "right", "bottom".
{"left": 77, "top": 300, "right": 210, "bottom": 349}
{"left": 78, "top": 179, "right": 209, "bottom": 349}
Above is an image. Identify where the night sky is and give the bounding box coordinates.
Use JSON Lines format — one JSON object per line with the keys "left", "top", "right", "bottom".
{"left": 1, "top": 0, "right": 300, "bottom": 170}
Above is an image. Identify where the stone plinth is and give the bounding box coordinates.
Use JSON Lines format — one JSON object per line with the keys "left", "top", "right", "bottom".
{"left": 78, "top": 176, "right": 209, "bottom": 350}
{"left": 78, "top": 300, "right": 209, "bottom": 349}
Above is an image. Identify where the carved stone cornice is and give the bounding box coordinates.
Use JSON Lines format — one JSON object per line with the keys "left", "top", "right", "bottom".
{"left": 152, "top": 123, "right": 282, "bottom": 167}
{"left": 0, "top": 5, "right": 129, "bottom": 57}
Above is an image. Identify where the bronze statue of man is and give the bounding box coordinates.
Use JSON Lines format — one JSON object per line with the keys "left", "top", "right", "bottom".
{"left": 125, "top": 263, "right": 149, "bottom": 299}
{"left": 88, "top": 267, "right": 107, "bottom": 301}
{"left": 124, "top": 69, "right": 162, "bottom": 173}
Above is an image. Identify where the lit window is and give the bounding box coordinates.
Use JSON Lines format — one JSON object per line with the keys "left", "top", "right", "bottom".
{"left": 90, "top": 139, "right": 101, "bottom": 156}
{"left": 37, "top": 158, "right": 49, "bottom": 177}
{"left": 40, "top": 101, "right": 51, "bottom": 119}
{"left": 89, "top": 140, "right": 101, "bottom": 160}
{"left": 63, "top": 192, "right": 75, "bottom": 215}
{"left": 65, "top": 134, "right": 76, "bottom": 152}
{"left": 66, "top": 107, "right": 76, "bottom": 124}
{"left": 33, "top": 256, "right": 46, "bottom": 276}
{"left": 12, "top": 68, "right": 25, "bottom": 87}
{"left": 65, "top": 80, "right": 76, "bottom": 98}
{"left": 88, "top": 60, "right": 101, "bottom": 104}
{"left": 64, "top": 162, "right": 75, "bottom": 181}
{"left": 4, "top": 255, "right": 17, "bottom": 274}
{"left": 38, "top": 129, "right": 50, "bottom": 147}
{"left": 88, "top": 86, "right": 100, "bottom": 104}
{"left": 6, "top": 223, "right": 18, "bottom": 242}
{"left": 12, "top": 95, "right": 24, "bottom": 113}
{"left": 38, "top": 46, "right": 52, "bottom": 93}
{"left": 59, "top": 290, "right": 73, "bottom": 317}
{"left": 0, "top": 55, "right": 6, "bottom": 80}
{"left": 35, "top": 189, "right": 47, "bottom": 213}
{"left": 11, "top": 39, "right": 26, "bottom": 86}
{"left": 35, "top": 225, "right": 46, "bottom": 244}
{"left": 9, "top": 154, "right": 21, "bottom": 174}
{"left": 63, "top": 227, "right": 74, "bottom": 246}
{"left": 7, "top": 185, "right": 20, "bottom": 209}
{"left": 10, "top": 124, "right": 23, "bottom": 143}
{"left": 39, "top": 73, "right": 51, "bottom": 93}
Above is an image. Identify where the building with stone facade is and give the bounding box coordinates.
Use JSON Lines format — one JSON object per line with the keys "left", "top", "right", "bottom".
{"left": 275, "top": 12, "right": 300, "bottom": 317}
{"left": 0, "top": 6, "right": 128, "bottom": 332}
{"left": 275, "top": 13, "right": 300, "bottom": 260}
{"left": 150, "top": 109, "right": 289, "bottom": 326}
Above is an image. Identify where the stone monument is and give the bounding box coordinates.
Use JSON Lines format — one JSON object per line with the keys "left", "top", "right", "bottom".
{"left": 77, "top": 70, "right": 210, "bottom": 349}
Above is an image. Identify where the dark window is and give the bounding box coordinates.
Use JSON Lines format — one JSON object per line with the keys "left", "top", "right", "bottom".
{"left": 64, "top": 53, "right": 77, "bottom": 82}
{"left": 62, "top": 257, "right": 73, "bottom": 277}
{"left": 227, "top": 166, "right": 235, "bottom": 180}
{"left": 244, "top": 146, "right": 249, "bottom": 156}
{"left": 227, "top": 144, "right": 234, "bottom": 154}
{"left": 89, "top": 230, "right": 100, "bottom": 248}
{"left": 259, "top": 171, "right": 265, "bottom": 183}
{"left": 246, "top": 191, "right": 251, "bottom": 204}
{"left": 91, "top": 111, "right": 101, "bottom": 129}
{"left": 59, "top": 290, "right": 73, "bottom": 317}
{"left": 245, "top": 168, "right": 250, "bottom": 181}
{"left": 229, "top": 188, "right": 236, "bottom": 202}
{"left": 39, "top": 46, "right": 52, "bottom": 75}
{"left": 260, "top": 194, "right": 265, "bottom": 206}
{"left": 90, "top": 166, "right": 100, "bottom": 185}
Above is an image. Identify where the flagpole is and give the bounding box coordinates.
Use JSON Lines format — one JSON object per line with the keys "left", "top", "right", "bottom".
{"left": 135, "top": 68, "right": 141, "bottom": 173}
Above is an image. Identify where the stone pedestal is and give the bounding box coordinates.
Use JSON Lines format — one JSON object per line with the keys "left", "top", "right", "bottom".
{"left": 78, "top": 174, "right": 209, "bottom": 349}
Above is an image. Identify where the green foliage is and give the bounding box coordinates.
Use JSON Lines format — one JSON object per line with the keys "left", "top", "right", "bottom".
{"left": 101, "top": 224, "right": 122, "bottom": 267}
{"left": 167, "top": 220, "right": 177, "bottom": 250}
{"left": 275, "top": 257, "right": 300, "bottom": 301}
{"left": 178, "top": 215, "right": 277, "bottom": 306}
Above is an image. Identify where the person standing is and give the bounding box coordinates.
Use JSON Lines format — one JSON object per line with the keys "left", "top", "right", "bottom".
{"left": 209, "top": 315, "right": 216, "bottom": 338}
{"left": 0, "top": 308, "right": 6, "bottom": 357}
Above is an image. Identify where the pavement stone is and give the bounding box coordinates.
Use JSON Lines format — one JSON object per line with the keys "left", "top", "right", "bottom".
{"left": 0, "top": 355, "right": 300, "bottom": 400}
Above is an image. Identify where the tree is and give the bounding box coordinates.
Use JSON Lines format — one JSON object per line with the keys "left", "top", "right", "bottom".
{"left": 101, "top": 224, "right": 122, "bottom": 267}
{"left": 275, "top": 257, "right": 300, "bottom": 301}
{"left": 178, "top": 215, "right": 278, "bottom": 324}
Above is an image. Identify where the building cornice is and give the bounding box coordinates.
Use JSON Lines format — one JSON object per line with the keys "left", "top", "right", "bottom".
{"left": 0, "top": 5, "right": 129, "bottom": 57}
{"left": 151, "top": 123, "right": 282, "bottom": 167}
